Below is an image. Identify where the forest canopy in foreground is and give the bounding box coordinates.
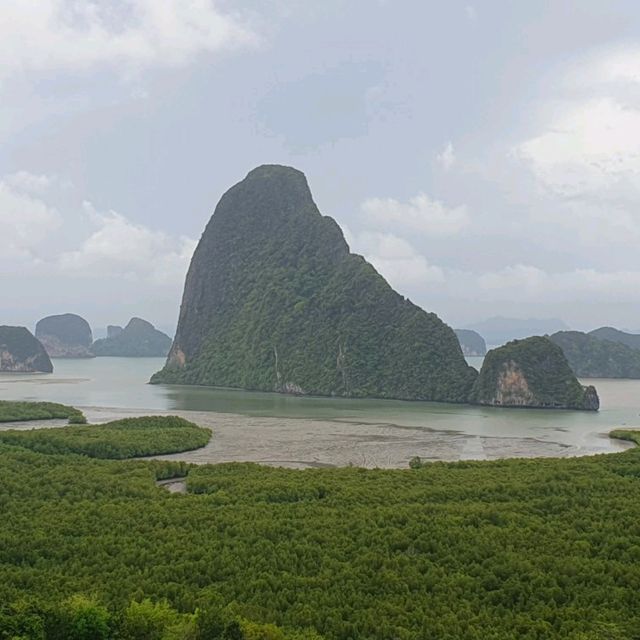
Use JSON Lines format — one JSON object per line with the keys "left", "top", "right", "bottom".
{"left": 1, "top": 408, "right": 640, "bottom": 639}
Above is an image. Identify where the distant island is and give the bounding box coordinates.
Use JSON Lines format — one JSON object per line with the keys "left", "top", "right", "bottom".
{"left": 35, "top": 313, "right": 94, "bottom": 358}
{"left": 465, "top": 316, "right": 569, "bottom": 346}
{"left": 470, "top": 336, "right": 599, "bottom": 410}
{"left": 550, "top": 330, "right": 640, "bottom": 379}
{"left": 0, "top": 326, "right": 53, "bottom": 373}
{"left": 589, "top": 327, "right": 640, "bottom": 351}
{"left": 152, "top": 164, "right": 477, "bottom": 402}
{"left": 92, "top": 318, "right": 172, "bottom": 357}
{"left": 455, "top": 329, "right": 487, "bottom": 356}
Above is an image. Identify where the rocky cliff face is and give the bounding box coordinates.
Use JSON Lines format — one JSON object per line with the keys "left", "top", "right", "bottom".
{"left": 0, "top": 326, "right": 53, "bottom": 373}
{"left": 92, "top": 318, "right": 171, "bottom": 357}
{"left": 35, "top": 313, "right": 93, "bottom": 358}
{"left": 551, "top": 331, "right": 640, "bottom": 379}
{"left": 455, "top": 329, "right": 487, "bottom": 356}
{"left": 152, "top": 164, "right": 477, "bottom": 402}
{"left": 470, "top": 336, "right": 599, "bottom": 410}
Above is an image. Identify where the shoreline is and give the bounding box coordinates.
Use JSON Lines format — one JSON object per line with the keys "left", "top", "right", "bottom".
{"left": 0, "top": 403, "right": 630, "bottom": 470}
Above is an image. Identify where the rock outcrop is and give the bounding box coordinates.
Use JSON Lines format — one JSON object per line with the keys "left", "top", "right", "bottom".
{"left": 589, "top": 327, "right": 640, "bottom": 351}
{"left": 107, "top": 325, "right": 123, "bottom": 339}
{"left": 92, "top": 318, "right": 171, "bottom": 357}
{"left": 550, "top": 331, "right": 640, "bottom": 379}
{"left": 470, "top": 336, "right": 599, "bottom": 410}
{"left": 0, "top": 326, "right": 53, "bottom": 373}
{"left": 151, "top": 164, "right": 477, "bottom": 401}
{"left": 35, "top": 313, "right": 94, "bottom": 358}
{"left": 455, "top": 329, "right": 487, "bottom": 356}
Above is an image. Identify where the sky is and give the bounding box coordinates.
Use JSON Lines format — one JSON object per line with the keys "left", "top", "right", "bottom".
{"left": 3, "top": 0, "right": 640, "bottom": 336}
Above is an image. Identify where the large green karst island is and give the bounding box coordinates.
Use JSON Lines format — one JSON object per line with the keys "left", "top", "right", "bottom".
{"left": 152, "top": 165, "right": 477, "bottom": 402}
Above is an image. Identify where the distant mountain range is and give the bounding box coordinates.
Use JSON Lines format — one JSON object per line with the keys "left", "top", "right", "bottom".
{"left": 464, "top": 317, "right": 570, "bottom": 346}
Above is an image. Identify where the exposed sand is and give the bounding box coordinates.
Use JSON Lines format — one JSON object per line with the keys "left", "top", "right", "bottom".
{"left": 1, "top": 405, "right": 630, "bottom": 470}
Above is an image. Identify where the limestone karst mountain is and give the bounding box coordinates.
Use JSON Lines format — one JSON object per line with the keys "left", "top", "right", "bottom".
{"left": 0, "top": 326, "right": 53, "bottom": 373}
{"left": 35, "top": 313, "right": 94, "bottom": 358}
{"left": 92, "top": 318, "right": 171, "bottom": 357}
{"left": 152, "top": 164, "right": 477, "bottom": 401}
{"left": 470, "top": 336, "right": 599, "bottom": 410}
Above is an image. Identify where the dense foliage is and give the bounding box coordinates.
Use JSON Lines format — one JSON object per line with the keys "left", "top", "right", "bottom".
{"left": 0, "top": 400, "right": 86, "bottom": 424}
{"left": 470, "top": 336, "right": 599, "bottom": 410}
{"left": 454, "top": 329, "right": 487, "bottom": 356}
{"left": 0, "top": 416, "right": 210, "bottom": 459}
{"left": 550, "top": 331, "right": 640, "bottom": 379}
{"left": 0, "top": 325, "right": 53, "bottom": 373}
{"left": 590, "top": 327, "right": 640, "bottom": 351}
{"left": 610, "top": 429, "right": 640, "bottom": 446}
{"left": 152, "top": 165, "right": 477, "bottom": 402}
{"left": 2, "top": 420, "right": 640, "bottom": 638}
{"left": 92, "top": 318, "right": 172, "bottom": 357}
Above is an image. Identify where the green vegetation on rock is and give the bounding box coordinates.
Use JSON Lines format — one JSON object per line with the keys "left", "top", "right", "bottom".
{"left": 1, "top": 439, "right": 640, "bottom": 637}
{"left": 92, "top": 318, "right": 172, "bottom": 357}
{"left": 550, "top": 330, "right": 640, "bottom": 379}
{"left": 152, "top": 165, "right": 476, "bottom": 402}
{"left": 470, "top": 336, "right": 599, "bottom": 410}
{"left": 0, "top": 325, "right": 53, "bottom": 373}
{"left": 454, "top": 329, "right": 487, "bottom": 356}
{"left": 0, "top": 416, "right": 210, "bottom": 459}
{"left": 590, "top": 326, "right": 640, "bottom": 351}
{"left": 0, "top": 400, "right": 86, "bottom": 424}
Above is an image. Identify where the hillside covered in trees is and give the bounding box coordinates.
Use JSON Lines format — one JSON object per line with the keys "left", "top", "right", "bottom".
{"left": 1, "top": 402, "right": 640, "bottom": 638}
{"left": 550, "top": 331, "right": 640, "bottom": 379}
{"left": 152, "top": 165, "right": 477, "bottom": 403}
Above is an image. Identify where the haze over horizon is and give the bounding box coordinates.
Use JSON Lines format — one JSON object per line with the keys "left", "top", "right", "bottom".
{"left": 3, "top": 1, "right": 640, "bottom": 333}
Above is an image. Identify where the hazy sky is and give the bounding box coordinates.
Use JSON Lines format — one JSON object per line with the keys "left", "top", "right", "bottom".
{"left": 3, "top": 1, "right": 640, "bottom": 335}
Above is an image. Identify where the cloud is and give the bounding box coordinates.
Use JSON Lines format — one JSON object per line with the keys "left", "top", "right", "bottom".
{"left": 58, "top": 202, "right": 196, "bottom": 285}
{"left": 465, "top": 5, "right": 477, "bottom": 21}
{"left": 436, "top": 141, "right": 455, "bottom": 170}
{"left": 0, "top": 179, "right": 61, "bottom": 260}
{"left": 517, "top": 97, "right": 640, "bottom": 200}
{"left": 345, "top": 228, "right": 445, "bottom": 295}
{"left": 0, "top": 0, "right": 257, "bottom": 79}
{"left": 361, "top": 193, "right": 469, "bottom": 236}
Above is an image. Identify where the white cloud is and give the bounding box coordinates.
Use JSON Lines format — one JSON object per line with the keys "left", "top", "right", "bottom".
{"left": 436, "top": 141, "right": 455, "bottom": 170}
{"left": 59, "top": 202, "right": 196, "bottom": 285}
{"left": 517, "top": 97, "right": 640, "bottom": 199}
{"left": 345, "top": 229, "right": 445, "bottom": 294}
{"left": 465, "top": 5, "right": 477, "bottom": 21}
{"left": 0, "top": 0, "right": 256, "bottom": 79}
{"left": 4, "top": 171, "right": 56, "bottom": 194}
{"left": 0, "top": 179, "right": 61, "bottom": 259}
{"left": 361, "top": 193, "right": 469, "bottom": 236}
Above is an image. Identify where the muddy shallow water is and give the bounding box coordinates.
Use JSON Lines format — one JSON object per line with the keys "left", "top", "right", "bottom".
{"left": 0, "top": 358, "right": 637, "bottom": 469}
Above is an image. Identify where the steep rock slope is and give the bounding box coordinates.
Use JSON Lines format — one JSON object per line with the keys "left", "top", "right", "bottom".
{"left": 92, "top": 318, "right": 171, "bottom": 357}
{"left": 35, "top": 313, "right": 93, "bottom": 358}
{"left": 470, "top": 336, "right": 599, "bottom": 410}
{"left": 152, "top": 165, "right": 477, "bottom": 401}
{"left": 0, "top": 326, "right": 53, "bottom": 373}
{"left": 550, "top": 331, "right": 640, "bottom": 379}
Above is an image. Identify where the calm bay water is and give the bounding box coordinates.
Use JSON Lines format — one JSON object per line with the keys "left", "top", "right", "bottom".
{"left": 0, "top": 356, "right": 638, "bottom": 464}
